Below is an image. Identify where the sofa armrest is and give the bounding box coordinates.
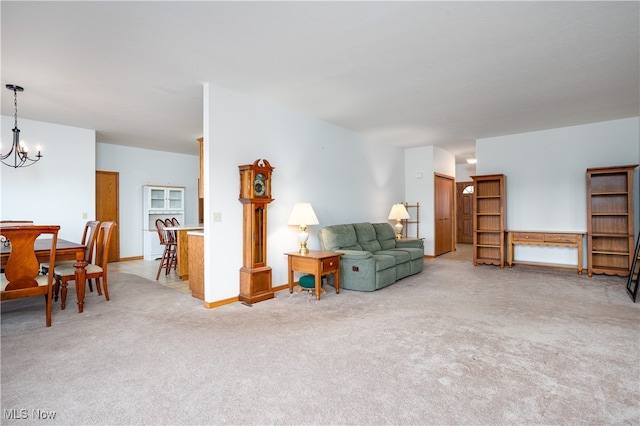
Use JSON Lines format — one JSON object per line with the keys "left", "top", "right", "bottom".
{"left": 396, "top": 239, "right": 424, "bottom": 249}
{"left": 336, "top": 249, "right": 373, "bottom": 260}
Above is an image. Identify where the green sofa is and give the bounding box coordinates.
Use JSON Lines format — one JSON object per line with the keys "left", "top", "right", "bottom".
{"left": 318, "top": 222, "right": 424, "bottom": 292}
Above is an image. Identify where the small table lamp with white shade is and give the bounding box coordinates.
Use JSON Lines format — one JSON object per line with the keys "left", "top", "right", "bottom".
{"left": 388, "top": 203, "right": 410, "bottom": 239}
{"left": 287, "top": 202, "right": 319, "bottom": 254}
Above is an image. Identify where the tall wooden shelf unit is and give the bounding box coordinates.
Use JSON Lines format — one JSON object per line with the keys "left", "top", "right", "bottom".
{"left": 472, "top": 174, "right": 506, "bottom": 268}
{"left": 586, "top": 164, "right": 638, "bottom": 277}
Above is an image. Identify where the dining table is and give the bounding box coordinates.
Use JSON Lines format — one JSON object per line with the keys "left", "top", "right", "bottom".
{"left": 1, "top": 237, "right": 89, "bottom": 313}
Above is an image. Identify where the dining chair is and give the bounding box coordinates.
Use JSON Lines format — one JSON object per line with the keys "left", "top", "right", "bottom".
{"left": 54, "top": 221, "right": 115, "bottom": 310}
{"left": 1, "top": 225, "right": 60, "bottom": 327}
{"left": 42, "top": 220, "right": 100, "bottom": 299}
{"left": 170, "top": 217, "right": 180, "bottom": 226}
{"left": 155, "top": 218, "right": 177, "bottom": 280}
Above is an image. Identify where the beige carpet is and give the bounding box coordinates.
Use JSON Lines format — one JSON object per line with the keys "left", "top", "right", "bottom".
{"left": 1, "top": 256, "right": 639, "bottom": 425}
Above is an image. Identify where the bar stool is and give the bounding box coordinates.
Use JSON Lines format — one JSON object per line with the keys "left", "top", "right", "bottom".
{"left": 155, "top": 219, "right": 177, "bottom": 280}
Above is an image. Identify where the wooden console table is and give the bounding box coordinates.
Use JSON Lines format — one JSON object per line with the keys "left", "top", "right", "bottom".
{"left": 507, "top": 231, "right": 585, "bottom": 275}
{"left": 285, "top": 250, "right": 342, "bottom": 301}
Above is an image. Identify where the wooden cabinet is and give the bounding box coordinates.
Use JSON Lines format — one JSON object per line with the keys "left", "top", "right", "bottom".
{"left": 170, "top": 226, "right": 204, "bottom": 281}
{"left": 472, "top": 174, "right": 506, "bottom": 268}
{"left": 188, "top": 232, "right": 204, "bottom": 300}
{"left": 586, "top": 165, "right": 638, "bottom": 277}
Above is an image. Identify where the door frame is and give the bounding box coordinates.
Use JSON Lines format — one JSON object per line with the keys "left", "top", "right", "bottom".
{"left": 434, "top": 173, "right": 456, "bottom": 256}
{"left": 456, "top": 181, "right": 474, "bottom": 244}
{"left": 96, "top": 170, "right": 120, "bottom": 262}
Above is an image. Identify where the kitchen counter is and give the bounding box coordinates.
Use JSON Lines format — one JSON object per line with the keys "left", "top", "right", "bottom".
{"left": 165, "top": 225, "right": 204, "bottom": 280}
{"left": 164, "top": 225, "right": 204, "bottom": 231}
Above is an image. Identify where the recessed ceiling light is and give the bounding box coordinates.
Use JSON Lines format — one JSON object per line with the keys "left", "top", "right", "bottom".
{"left": 466, "top": 158, "right": 477, "bottom": 164}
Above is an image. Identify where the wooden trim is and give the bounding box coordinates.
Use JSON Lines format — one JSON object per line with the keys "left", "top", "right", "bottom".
{"left": 145, "top": 184, "right": 186, "bottom": 189}
{"left": 203, "top": 296, "right": 239, "bottom": 309}
{"left": 203, "top": 286, "right": 293, "bottom": 308}
{"left": 434, "top": 173, "right": 456, "bottom": 256}
{"left": 118, "top": 256, "right": 144, "bottom": 262}
{"left": 508, "top": 260, "right": 585, "bottom": 274}
{"left": 273, "top": 283, "right": 290, "bottom": 292}
{"left": 456, "top": 181, "right": 474, "bottom": 244}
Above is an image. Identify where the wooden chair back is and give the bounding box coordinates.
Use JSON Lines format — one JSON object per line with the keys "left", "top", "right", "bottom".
{"left": 170, "top": 217, "right": 180, "bottom": 226}
{"left": 155, "top": 218, "right": 167, "bottom": 245}
{"left": 0, "top": 225, "right": 60, "bottom": 327}
{"left": 81, "top": 220, "right": 101, "bottom": 263}
{"left": 95, "top": 222, "right": 116, "bottom": 270}
{"left": 163, "top": 219, "right": 177, "bottom": 244}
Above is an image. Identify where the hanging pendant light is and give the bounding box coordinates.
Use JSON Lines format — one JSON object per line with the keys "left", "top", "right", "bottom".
{"left": 2, "top": 84, "right": 42, "bottom": 168}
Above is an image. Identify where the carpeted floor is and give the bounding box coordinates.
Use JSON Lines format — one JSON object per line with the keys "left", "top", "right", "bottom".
{"left": 1, "top": 256, "right": 639, "bottom": 425}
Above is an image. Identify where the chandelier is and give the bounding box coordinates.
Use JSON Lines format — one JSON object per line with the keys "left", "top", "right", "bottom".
{"left": 2, "top": 84, "right": 42, "bottom": 168}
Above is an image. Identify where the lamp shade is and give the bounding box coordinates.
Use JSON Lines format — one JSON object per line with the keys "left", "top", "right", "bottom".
{"left": 287, "top": 202, "right": 319, "bottom": 226}
{"left": 388, "top": 203, "right": 410, "bottom": 220}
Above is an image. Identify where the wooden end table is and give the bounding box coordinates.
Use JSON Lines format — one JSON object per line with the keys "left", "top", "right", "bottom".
{"left": 285, "top": 250, "right": 342, "bottom": 300}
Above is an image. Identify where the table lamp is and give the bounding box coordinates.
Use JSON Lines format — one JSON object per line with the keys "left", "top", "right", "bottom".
{"left": 287, "top": 202, "right": 319, "bottom": 254}
{"left": 388, "top": 203, "right": 410, "bottom": 239}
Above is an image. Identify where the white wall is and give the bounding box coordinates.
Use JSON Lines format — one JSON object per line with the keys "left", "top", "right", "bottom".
{"left": 204, "top": 83, "right": 405, "bottom": 303}
{"left": 456, "top": 163, "right": 476, "bottom": 182}
{"left": 404, "top": 145, "right": 456, "bottom": 256}
{"left": 477, "top": 117, "right": 639, "bottom": 267}
{"left": 96, "top": 143, "right": 199, "bottom": 259}
{"left": 0, "top": 116, "right": 95, "bottom": 243}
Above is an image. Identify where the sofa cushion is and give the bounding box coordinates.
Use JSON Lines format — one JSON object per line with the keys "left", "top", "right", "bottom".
{"left": 376, "top": 249, "right": 411, "bottom": 264}
{"left": 395, "top": 261, "right": 411, "bottom": 280}
{"left": 371, "top": 254, "right": 396, "bottom": 271}
{"left": 336, "top": 249, "right": 372, "bottom": 260}
{"left": 393, "top": 247, "right": 424, "bottom": 261}
{"left": 408, "top": 258, "right": 424, "bottom": 275}
{"left": 373, "top": 223, "right": 397, "bottom": 250}
{"left": 353, "top": 223, "right": 382, "bottom": 253}
{"left": 375, "top": 267, "right": 397, "bottom": 290}
{"left": 319, "top": 224, "right": 362, "bottom": 251}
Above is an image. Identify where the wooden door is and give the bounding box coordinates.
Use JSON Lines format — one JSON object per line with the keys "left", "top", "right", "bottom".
{"left": 96, "top": 171, "right": 120, "bottom": 262}
{"left": 435, "top": 174, "right": 455, "bottom": 256}
{"left": 456, "top": 181, "right": 474, "bottom": 244}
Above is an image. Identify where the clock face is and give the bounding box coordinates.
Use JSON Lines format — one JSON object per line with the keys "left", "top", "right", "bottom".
{"left": 254, "top": 173, "right": 266, "bottom": 197}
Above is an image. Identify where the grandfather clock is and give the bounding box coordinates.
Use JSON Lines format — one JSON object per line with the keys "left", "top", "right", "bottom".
{"left": 238, "top": 159, "right": 275, "bottom": 305}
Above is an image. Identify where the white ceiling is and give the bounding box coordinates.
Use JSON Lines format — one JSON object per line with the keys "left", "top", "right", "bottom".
{"left": 1, "top": 1, "right": 638, "bottom": 163}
